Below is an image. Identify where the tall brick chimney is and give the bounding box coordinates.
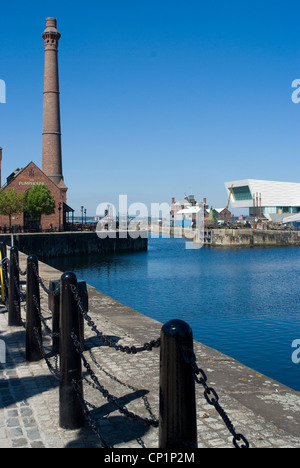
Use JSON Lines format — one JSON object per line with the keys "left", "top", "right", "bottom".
{"left": 42, "top": 18, "right": 66, "bottom": 190}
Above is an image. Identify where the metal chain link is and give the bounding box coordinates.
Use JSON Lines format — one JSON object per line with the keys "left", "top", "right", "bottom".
{"left": 88, "top": 348, "right": 158, "bottom": 425}
{"left": 181, "top": 345, "right": 250, "bottom": 449}
{"left": 13, "top": 274, "right": 26, "bottom": 302}
{"left": 31, "top": 263, "right": 60, "bottom": 296}
{"left": 10, "top": 271, "right": 26, "bottom": 328}
{"left": 32, "top": 294, "right": 59, "bottom": 338}
{"left": 70, "top": 283, "right": 161, "bottom": 354}
{"left": 2, "top": 259, "right": 9, "bottom": 290}
{"left": 30, "top": 293, "right": 60, "bottom": 379}
{"left": 33, "top": 327, "right": 60, "bottom": 380}
{"left": 0, "top": 257, "right": 9, "bottom": 267}
{"left": 13, "top": 252, "right": 27, "bottom": 276}
{"left": 72, "top": 379, "right": 111, "bottom": 448}
{"left": 71, "top": 331, "right": 159, "bottom": 428}
{"left": 82, "top": 371, "right": 144, "bottom": 446}
{"left": 31, "top": 294, "right": 60, "bottom": 377}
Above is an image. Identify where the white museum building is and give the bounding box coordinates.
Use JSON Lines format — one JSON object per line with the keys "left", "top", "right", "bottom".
{"left": 224, "top": 179, "right": 300, "bottom": 223}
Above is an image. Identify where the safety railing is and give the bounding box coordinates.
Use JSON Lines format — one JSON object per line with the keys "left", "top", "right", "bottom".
{"left": 0, "top": 241, "right": 250, "bottom": 449}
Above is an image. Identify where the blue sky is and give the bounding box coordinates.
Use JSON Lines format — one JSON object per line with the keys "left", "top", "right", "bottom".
{"left": 0, "top": 0, "right": 300, "bottom": 215}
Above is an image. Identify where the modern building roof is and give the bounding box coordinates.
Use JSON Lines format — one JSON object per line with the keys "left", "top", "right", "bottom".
{"left": 224, "top": 179, "right": 300, "bottom": 208}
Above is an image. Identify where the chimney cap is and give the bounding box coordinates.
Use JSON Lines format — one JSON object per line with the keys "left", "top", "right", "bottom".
{"left": 46, "top": 17, "right": 57, "bottom": 28}
{"left": 42, "top": 17, "right": 60, "bottom": 37}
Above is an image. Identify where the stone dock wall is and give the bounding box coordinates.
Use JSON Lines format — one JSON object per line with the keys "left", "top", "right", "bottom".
{"left": 0, "top": 230, "right": 148, "bottom": 258}
{"left": 209, "top": 228, "right": 300, "bottom": 247}
{"left": 151, "top": 225, "right": 300, "bottom": 247}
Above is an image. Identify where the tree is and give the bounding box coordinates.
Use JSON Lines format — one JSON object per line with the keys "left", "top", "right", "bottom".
{"left": 0, "top": 188, "right": 24, "bottom": 227}
{"left": 24, "top": 184, "right": 56, "bottom": 224}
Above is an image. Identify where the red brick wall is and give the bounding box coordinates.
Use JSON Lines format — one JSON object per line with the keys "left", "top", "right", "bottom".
{"left": 0, "top": 161, "right": 67, "bottom": 231}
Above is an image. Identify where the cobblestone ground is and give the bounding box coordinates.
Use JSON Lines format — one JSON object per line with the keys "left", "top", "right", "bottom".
{"left": 0, "top": 251, "right": 300, "bottom": 449}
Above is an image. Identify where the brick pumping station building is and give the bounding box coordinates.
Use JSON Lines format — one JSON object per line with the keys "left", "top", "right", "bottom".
{"left": 0, "top": 18, "right": 74, "bottom": 232}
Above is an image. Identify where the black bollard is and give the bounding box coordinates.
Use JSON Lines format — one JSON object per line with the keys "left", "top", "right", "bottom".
{"left": 59, "top": 272, "right": 84, "bottom": 430}
{"left": 48, "top": 280, "right": 60, "bottom": 354}
{"left": 159, "top": 319, "right": 198, "bottom": 449}
{"left": 0, "top": 242, "right": 8, "bottom": 305}
{"left": 49, "top": 279, "right": 87, "bottom": 354}
{"left": 26, "top": 255, "right": 42, "bottom": 362}
{"left": 8, "top": 246, "right": 22, "bottom": 326}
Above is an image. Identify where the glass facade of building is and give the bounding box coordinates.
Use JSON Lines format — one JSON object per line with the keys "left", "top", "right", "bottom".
{"left": 249, "top": 206, "right": 300, "bottom": 217}
{"left": 232, "top": 186, "right": 252, "bottom": 201}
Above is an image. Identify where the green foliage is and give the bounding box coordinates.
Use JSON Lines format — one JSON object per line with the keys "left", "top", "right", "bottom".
{"left": 24, "top": 184, "right": 55, "bottom": 221}
{"left": 0, "top": 188, "right": 24, "bottom": 226}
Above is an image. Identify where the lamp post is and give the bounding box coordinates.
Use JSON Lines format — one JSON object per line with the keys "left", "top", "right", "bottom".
{"left": 81, "top": 206, "right": 84, "bottom": 231}
{"left": 84, "top": 209, "right": 87, "bottom": 224}
{"left": 58, "top": 202, "right": 62, "bottom": 232}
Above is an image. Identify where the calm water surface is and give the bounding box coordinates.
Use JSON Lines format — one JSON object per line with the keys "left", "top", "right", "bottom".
{"left": 46, "top": 237, "right": 300, "bottom": 391}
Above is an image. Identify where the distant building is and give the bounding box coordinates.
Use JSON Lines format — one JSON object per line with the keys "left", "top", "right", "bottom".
{"left": 224, "top": 179, "right": 300, "bottom": 221}
{"left": 170, "top": 195, "right": 206, "bottom": 227}
{"left": 174, "top": 206, "right": 202, "bottom": 227}
{"left": 0, "top": 160, "right": 73, "bottom": 231}
{"left": 214, "top": 207, "right": 232, "bottom": 222}
{"left": 170, "top": 197, "right": 190, "bottom": 217}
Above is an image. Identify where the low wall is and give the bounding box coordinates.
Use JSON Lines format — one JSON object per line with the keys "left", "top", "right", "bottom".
{"left": 0, "top": 230, "right": 148, "bottom": 258}
{"left": 211, "top": 228, "right": 300, "bottom": 246}
{"left": 151, "top": 225, "right": 300, "bottom": 247}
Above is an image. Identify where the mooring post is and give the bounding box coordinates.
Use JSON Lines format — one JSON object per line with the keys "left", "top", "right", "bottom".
{"left": 48, "top": 280, "right": 60, "bottom": 354}
{"left": 0, "top": 241, "right": 8, "bottom": 305}
{"left": 26, "top": 255, "right": 42, "bottom": 362}
{"left": 59, "top": 271, "right": 84, "bottom": 430}
{"left": 49, "top": 279, "right": 87, "bottom": 354}
{"left": 8, "top": 246, "right": 22, "bottom": 326}
{"left": 159, "top": 319, "right": 198, "bottom": 449}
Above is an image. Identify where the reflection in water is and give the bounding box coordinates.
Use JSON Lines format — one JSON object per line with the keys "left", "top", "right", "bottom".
{"left": 46, "top": 238, "right": 300, "bottom": 391}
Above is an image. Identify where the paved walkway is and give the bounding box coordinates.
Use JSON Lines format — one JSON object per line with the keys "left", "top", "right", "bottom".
{"left": 0, "top": 250, "right": 300, "bottom": 449}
